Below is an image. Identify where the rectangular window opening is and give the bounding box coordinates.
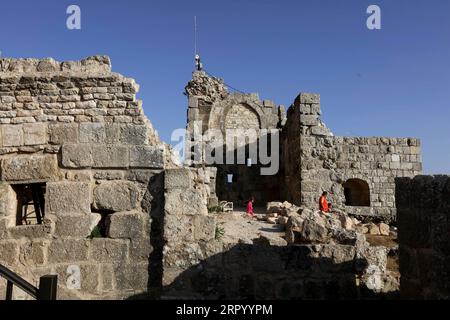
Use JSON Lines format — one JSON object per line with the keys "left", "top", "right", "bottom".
{"left": 12, "top": 183, "right": 46, "bottom": 226}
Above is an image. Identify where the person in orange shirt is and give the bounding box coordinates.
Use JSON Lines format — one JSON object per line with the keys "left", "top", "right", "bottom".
{"left": 319, "top": 191, "right": 330, "bottom": 213}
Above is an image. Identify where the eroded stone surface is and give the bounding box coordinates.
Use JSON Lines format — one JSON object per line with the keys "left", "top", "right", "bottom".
{"left": 0, "top": 56, "right": 170, "bottom": 300}
{"left": 0, "top": 55, "right": 429, "bottom": 301}
{"left": 93, "top": 181, "right": 139, "bottom": 212}
{"left": 1, "top": 154, "right": 58, "bottom": 182}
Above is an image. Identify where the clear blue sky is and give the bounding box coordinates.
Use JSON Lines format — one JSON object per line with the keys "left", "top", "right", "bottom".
{"left": 1, "top": 0, "right": 449, "bottom": 173}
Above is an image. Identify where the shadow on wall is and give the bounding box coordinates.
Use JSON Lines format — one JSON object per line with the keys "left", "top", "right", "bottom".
{"left": 395, "top": 175, "right": 450, "bottom": 300}
{"left": 210, "top": 135, "right": 284, "bottom": 207}
{"left": 130, "top": 242, "right": 398, "bottom": 300}
{"left": 141, "top": 172, "right": 166, "bottom": 298}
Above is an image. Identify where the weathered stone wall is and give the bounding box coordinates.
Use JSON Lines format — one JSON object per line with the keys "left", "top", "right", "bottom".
{"left": 283, "top": 93, "right": 422, "bottom": 222}
{"left": 185, "top": 71, "right": 285, "bottom": 204}
{"left": 282, "top": 103, "right": 302, "bottom": 203}
{"left": 396, "top": 175, "right": 450, "bottom": 299}
{"left": 162, "top": 168, "right": 219, "bottom": 297}
{"left": 163, "top": 242, "right": 370, "bottom": 299}
{"left": 0, "top": 56, "right": 168, "bottom": 299}
{"left": 185, "top": 72, "right": 421, "bottom": 221}
{"left": 160, "top": 168, "right": 393, "bottom": 300}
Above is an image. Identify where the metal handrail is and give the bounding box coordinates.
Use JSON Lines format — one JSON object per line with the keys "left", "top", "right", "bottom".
{"left": 0, "top": 264, "right": 57, "bottom": 300}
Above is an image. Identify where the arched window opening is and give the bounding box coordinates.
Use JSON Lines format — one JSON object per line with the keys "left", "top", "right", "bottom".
{"left": 343, "top": 179, "right": 370, "bottom": 207}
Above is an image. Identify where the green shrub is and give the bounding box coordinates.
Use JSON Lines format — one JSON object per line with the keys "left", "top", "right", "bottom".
{"left": 215, "top": 224, "right": 225, "bottom": 240}
{"left": 87, "top": 225, "right": 102, "bottom": 239}
{"left": 208, "top": 205, "right": 222, "bottom": 213}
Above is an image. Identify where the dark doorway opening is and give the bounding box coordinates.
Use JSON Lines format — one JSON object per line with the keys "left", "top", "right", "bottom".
{"left": 343, "top": 179, "right": 370, "bottom": 207}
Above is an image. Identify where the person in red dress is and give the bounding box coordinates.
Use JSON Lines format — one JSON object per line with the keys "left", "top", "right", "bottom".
{"left": 246, "top": 197, "right": 255, "bottom": 218}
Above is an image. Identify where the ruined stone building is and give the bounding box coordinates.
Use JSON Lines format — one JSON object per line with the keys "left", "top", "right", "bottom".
{"left": 185, "top": 71, "right": 422, "bottom": 223}
{"left": 0, "top": 56, "right": 448, "bottom": 300}
{"left": 0, "top": 56, "right": 170, "bottom": 299}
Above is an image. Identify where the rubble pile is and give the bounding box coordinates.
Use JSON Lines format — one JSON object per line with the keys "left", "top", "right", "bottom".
{"left": 260, "top": 201, "right": 399, "bottom": 295}
{"left": 264, "top": 201, "right": 395, "bottom": 237}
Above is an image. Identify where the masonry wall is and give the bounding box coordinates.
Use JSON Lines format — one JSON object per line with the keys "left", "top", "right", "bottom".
{"left": 162, "top": 168, "right": 219, "bottom": 297}
{"left": 282, "top": 103, "right": 302, "bottom": 203}
{"left": 163, "top": 242, "right": 374, "bottom": 299}
{"left": 283, "top": 93, "right": 422, "bottom": 222}
{"left": 0, "top": 56, "right": 167, "bottom": 299}
{"left": 161, "top": 168, "right": 394, "bottom": 300}
{"left": 185, "top": 71, "right": 286, "bottom": 205}
{"left": 396, "top": 175, "right": 450, "bottom": 299}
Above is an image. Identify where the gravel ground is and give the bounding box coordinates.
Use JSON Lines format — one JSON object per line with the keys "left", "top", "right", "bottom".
{"left": 216, "top": 207, "right": 285, "bottom": 244}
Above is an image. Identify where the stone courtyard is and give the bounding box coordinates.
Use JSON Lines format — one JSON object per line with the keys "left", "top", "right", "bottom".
{"left": 0, "top": 56, "right": 448, "bottom": 300}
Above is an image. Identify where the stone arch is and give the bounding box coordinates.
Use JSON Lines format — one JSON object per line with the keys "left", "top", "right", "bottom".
{"left": 207, "top": 95, "right": 268, "bottom": 135}
{"left": 224, "top": 103, "right": 260, "bottom": 130}
{"left": 343, "top": 178, "right": 370, "bottom": 207}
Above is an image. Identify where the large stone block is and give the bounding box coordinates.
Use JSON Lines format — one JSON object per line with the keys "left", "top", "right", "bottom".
{"left": 163, "top": 213, "right": 195, "bottom": 244}
{"left": 48, "top": 123, "right": 79, "bottom": 144}
{"left": 113, "top": 262, "right": 149, "bottom": 291}
{"left": 0, "top": 154, "right": 58, "bottom": 182}
{"left": 89, "top": 238, "right": 129, "bottom": 263}
{"left": 0, "top": 183, "right": 16, "bottom": 216}
{"left": 23, "top": 123, "right": 46, "bottom": 146}
{"left": 311, "top": 126, "right": 330, "bottom": 136}
{"left": 0, "top": 241, "right": 19, "bottom": 265}
{"left": 104, "top": 124, "right": 120, "bottom": 143}
{"left": 79, "top": 123, "right": 106, "bottom": 143}
{"left": 129, "top": 145, "right": 164, "bottom": 168}
{"left": 119, "top": 124, "right": 148, "bottom": 144}
{"left": 47, "top": 239, "right": 90, "bottom": 263}
{"left": 61, "top": 144, "right": 93, "bottom": 168}
{"left": 20, "top": 240, "right": 49, "bottom": 266}
{"left": 54, "top": 214, "right": 92, "bottom": 238}
{"left": 298, "top": 93, "right": 320, "bottom": 104}
{"left": 193, "top": 214, "right": 216, "bottom": 241}
{"left": 92, "top": 145, "right": 129, "bottom": 168}
{"left": 0, "top": 218, "right": 9, "bottom": 238}
{"left": 99, "top": 264, "right": 115, "bottom": 292}
{"left": 164, "top": 189, "right": 208, "bottom": 216}
{"left": 300, "top": 115, "right": 319, "bottom": 126}
{"left": 164, "top": 168, "right": 193, "bottom": 190}
{"left": 187, "top": 108, "right": 199, "bottom": 121}
{"left": 107, "top": 211, "right": 146, "bottom": 239}
{"left": 129, "top": 236, "right": 152, "bottom": 261}
{"left": 55, "top": 263, "right": 100, "bottom": 294}
{"left": 2, "top": 124, "right": 23, "bottom": 147}
{"left": 46, "top": 181, "right": 92, "bottom": 215}
{"left": 93, "top": 181, "right": 139, "bottom": 212}
{"left": 8, "top": 223, "right": 53, "bottom": 239}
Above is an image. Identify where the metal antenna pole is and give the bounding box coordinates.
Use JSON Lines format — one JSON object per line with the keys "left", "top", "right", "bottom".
{"left": 194, "top": 16, "right": 198, "bottom": 56}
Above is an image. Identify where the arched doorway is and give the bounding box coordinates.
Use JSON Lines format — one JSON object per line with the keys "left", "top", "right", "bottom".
{"left": 343, "top": 179, "right": 370, "bottom": 207}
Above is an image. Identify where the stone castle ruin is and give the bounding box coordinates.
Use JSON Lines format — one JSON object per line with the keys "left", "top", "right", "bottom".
{"left": 185, "top": 71, "right": 422, "bottom": 223}
{"left": 0, "top": 56, "right": 448, "bottom": 300}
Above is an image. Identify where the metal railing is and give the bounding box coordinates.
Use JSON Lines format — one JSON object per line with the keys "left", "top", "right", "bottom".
{"left": 0, "top": 264, "right": 57, "bottom": 300}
